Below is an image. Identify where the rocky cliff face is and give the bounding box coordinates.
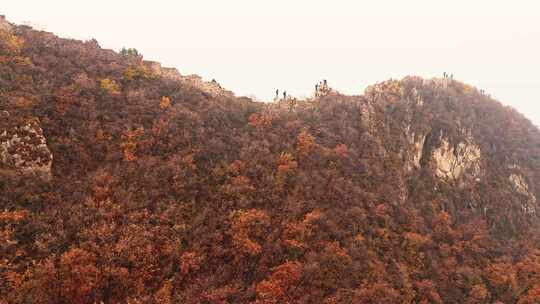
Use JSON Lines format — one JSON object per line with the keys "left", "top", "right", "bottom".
{"left": 0, "top": 115, "right": 53, "bottom": 180}
{"left": 431, "top": 131, "right": 482, "bottom": 181}
{"left": 509, "top": 172, "right": 537, "bottom": 214}
{"left": 358, "top": 76, "right": 537, "bottom": 217}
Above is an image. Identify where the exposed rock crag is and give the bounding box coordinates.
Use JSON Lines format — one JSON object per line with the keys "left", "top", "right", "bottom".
{"left": 0, "top": 116, "right": 53, "bottom": 180}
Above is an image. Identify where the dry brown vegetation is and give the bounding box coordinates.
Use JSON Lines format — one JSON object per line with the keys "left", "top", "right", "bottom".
{"left": 1, "top": 18, "right": 540, "bottom": 303}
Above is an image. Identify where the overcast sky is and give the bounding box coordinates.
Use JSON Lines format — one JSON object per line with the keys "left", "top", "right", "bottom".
{"left": 4, "top": 0, "right": 540, "bottom": 125}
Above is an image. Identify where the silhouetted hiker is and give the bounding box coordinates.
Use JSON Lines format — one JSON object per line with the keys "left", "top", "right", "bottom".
{"left": 315, "top": 84, "right": 319, "bottom": 96}
{"left": 323, "top": 79, "right": 327, "bottom": 87}
{"left": 276, "top": 89, "right": 279, "bottom": 99}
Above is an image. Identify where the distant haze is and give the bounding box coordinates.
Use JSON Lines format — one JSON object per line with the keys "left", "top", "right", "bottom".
{"left": 4, "top": 0, "right": 540, "bottom": 126}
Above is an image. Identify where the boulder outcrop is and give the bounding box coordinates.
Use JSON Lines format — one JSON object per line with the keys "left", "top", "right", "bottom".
{"left": 0, "top": 116, "right": 53, "bottom": 180}
{"left": 509, "top": 173, "right": 537, "bottom": 214}
{"left": 431, "top": 134, "right": 481, "bottom": 181}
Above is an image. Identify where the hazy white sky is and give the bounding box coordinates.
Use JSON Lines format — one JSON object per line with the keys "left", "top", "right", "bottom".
{"left": 4, "top": 0, "right": 540, "bottom": 125}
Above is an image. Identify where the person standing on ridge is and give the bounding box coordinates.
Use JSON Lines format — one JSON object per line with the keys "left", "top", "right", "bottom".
{"left": 315, "top": 84, "right": 319, "bottom": 97}
{"left": 276, "top": 89, "right": 279, "bottom": 100}
{"left": 283, "top": 91, "right": 287, "bottom": 100}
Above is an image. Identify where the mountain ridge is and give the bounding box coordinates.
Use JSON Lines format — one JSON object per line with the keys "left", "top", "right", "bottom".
{"left": 1, "top": 16, "right": 540, "bottom": 304}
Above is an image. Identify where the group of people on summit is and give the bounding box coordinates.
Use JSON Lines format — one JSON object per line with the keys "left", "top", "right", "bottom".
{"left": 273, "top": 74, "right": 489, "bottom": 112}
{"left": 443, "top": 72, "right": 488, "bottom": 96}
{"left": 275, "top": 89, "right": 287, "bottom": 101}
{"left": 315, "top": 79, "right": 330, "bottom": 97}
{"left": 274, "top": 79, "right": 331, "bottom": 103}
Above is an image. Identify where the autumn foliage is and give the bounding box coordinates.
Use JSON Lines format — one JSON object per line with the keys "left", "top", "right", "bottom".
{"left": 1, "top": 17, "right": 540, "bottom": 303}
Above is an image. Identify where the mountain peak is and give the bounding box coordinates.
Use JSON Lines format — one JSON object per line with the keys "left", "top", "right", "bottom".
{"left": 2, "top": 17, "right": 540, "bottom": 304}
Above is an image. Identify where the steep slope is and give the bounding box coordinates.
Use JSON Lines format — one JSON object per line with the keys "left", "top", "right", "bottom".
{"left": 1, "top": 16, "right": 540, "bottom": 304}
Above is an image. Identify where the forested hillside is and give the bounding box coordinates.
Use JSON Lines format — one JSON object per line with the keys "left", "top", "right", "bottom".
{"left": 1, "top": 16, "right": 540, "bottom": 303}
